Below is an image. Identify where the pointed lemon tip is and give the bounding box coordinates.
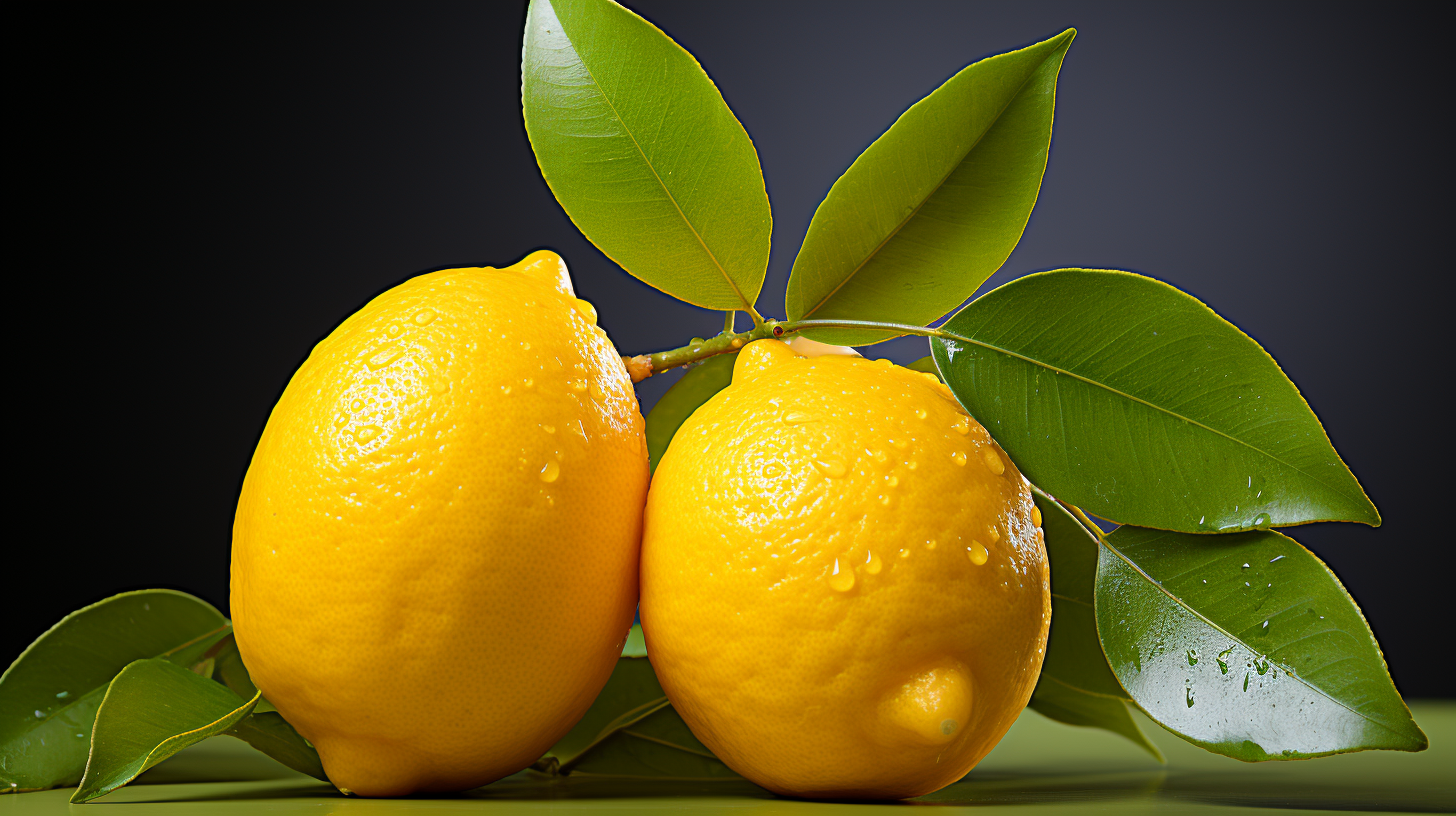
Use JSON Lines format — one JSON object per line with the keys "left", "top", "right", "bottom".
{"left": 877, "top": 663, "right": 973, "bottom": 747}
{"left": 513, "top": 249, "right": 574, "bottom": 297}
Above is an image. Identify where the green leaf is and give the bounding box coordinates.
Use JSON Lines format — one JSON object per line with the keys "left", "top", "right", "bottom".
{"left": 931, "top": 269, "right": 1379, "bottom": 532}
{"left": 544, "top": 625, "right": 737, "bottom": 780}
{"left": 645, "top": 352, "right": 736, "bottom": 472}
{"left": 226, "top": 713, "right": 327, "bottom": 782}
{"left": 0, "top": 590, "right": 229, "bottom": 793}
{"left": 212, "top": 636, "right": 325, "bottom": 780}
{"left": 1095, "top": 526, "right": 1427, "bottom": 760}
{"left": 1027, "top": 490, "right": 1161, "bottom": 760}
{"left": 1028, "top": 678, "right": 1163, "bottom": 763}
{"left": 523, "top": 0, "right": 771, "bottom": 311}
{"left": 785, "top": 29, "right": 1075, "bottom": 346}
{"left": 906, "top": 355, "right": 940, "bottom": 378}
{"left": 71, "top": 659, "right": 260, "bottom": 803}
{"left": 1033, "top": 492, "right": 1127, "bottom": 700}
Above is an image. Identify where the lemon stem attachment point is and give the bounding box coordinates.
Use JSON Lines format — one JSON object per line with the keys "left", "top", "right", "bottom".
{"left": 623, "top": 319, "right": 959, "bottom": 383}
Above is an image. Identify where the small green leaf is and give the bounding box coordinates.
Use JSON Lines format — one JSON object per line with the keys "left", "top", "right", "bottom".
{"left": 645, "top": 353, "right": 736, "bottom": 472}
{"left": 785, "top": 29, "right": 1075, "bottom": 345}
{"left": 212, "top": 636, "right": 325, "bottom": 780}
{"left": 71, "top": 659, "right": 260, "bottom": 803}
{"left": 1028, "top": 678, "right": 1163, "bottom": 763}
{"left": 1027, "top": 490, "right": 1161, "bottom": 760}
{"left": 523, "top": 0, "right": 771, "bottom": 310}
{"left": 931, "top": 269, "right": 1379, "bottom": 532}
{"left": 1034, "top": 492, "right": 1126, "bottom": 700}
{"left": 0, "top": 590, "right": 229, "bottom": 793}
{"left": 906, "top": 356, "right": 940, "bottom": 378}
{"left": 226, "top": 713, "right": 327, "bottom": 782}
{"left": 1095, "top": 526, "right": 1427, "bottom": 760}
{"left": 544, "top": 625, "right": 736, "bottom": 780}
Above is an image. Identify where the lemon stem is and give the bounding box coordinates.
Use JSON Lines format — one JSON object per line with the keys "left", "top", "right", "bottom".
{"left": 622, "top": 319, "right": 957, "bottom": 383}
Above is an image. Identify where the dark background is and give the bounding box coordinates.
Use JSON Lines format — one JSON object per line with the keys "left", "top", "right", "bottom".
{"left": 10, "top": 2, "right": 1450, "bottom": 696}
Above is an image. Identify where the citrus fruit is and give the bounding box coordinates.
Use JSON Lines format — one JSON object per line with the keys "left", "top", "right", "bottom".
{"left": 640, "top": 338, "right": 1050, "bottom": 799}
{"left": 231, "top": 250, "right": 647, "bottom": 796}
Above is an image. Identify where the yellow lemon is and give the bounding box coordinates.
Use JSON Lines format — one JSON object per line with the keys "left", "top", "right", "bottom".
{"left": 641, "top": 339, "right": 1049, "bottom": 799}
{"left": 231, "top": 250, "right": 647, "bottom": 796}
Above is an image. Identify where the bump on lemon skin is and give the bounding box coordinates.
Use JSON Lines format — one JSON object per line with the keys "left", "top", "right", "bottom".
{"left": 231, "top": 250, "right": 648, "bottom": 796}
{"left": 641, "top": 339, "right": 1050, "bottom": 800}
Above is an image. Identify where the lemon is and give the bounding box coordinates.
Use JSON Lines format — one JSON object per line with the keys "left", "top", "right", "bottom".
{"left": 231, "top": 250, "right": 648, "bottom": 796}
{"left": 640, "top": 339, "right": 1050, "bottom": 799}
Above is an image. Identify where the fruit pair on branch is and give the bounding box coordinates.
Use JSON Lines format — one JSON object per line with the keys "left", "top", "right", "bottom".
{"left": 1, "top": 0, "right": 1423, "bottom": 803}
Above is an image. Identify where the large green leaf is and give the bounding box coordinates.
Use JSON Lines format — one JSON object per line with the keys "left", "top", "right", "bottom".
{"left": 71, "top": 659, "right": 260, "bottom": 803}
{"left": 0, "top": 590, "right": 229, "bottom": 793}
{"left": 523, "top": 0, "right": 771, "bottom": 311}
{"left": 1095, "top": 526, "right": 1426, "bottom": 760}
{"left": 785, "top": 29, "right": 1074, "bottom": 346}
{"left": 645, "top": 352, "right": 736, "bottom": 472}
{"left": 931, "top": 269, "right": 1379, "bottom": 532}
{"left": 542, "top": 625, "right": 737, "bottom": 780}
{"left": 1028, "top": 491, "right": 1161, "bottom": 760}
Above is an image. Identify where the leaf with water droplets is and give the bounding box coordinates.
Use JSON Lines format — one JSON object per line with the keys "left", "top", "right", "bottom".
{"left": 931, "top": 269, "right": 1379, "bottom": 532}
{"left": 71, "top": 659, "right": 261, "bottom": 803}
{"left": 1095, "top": 526, "right": 1426, "bottom": 760}
{"left": 645, "top": 352, "right": 736, "bottom": 472}
{"left": 522, "top": 0, "right": 771, "bottom": 311}
{"left": 785, "top": 29, "right": 1075, "bottom": 346}
{"left": 540, "top": 625, "right": 737, "bottom": 780}
{"left": 1027, "top": 490, "right": 1162, "bottom": 760}
{"left": 0, "top": 590, "right": 229, "bottom": 793}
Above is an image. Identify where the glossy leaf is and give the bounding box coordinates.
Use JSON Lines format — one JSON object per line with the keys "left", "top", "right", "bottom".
{"left": 523, "top": 0, "right": 771, "bottom": 310}
{"left": 1095, "top": 526, "right": 1426, "bottom": 760}
{"left": 931, "top": 269, "right": 1379, "bottom": 532}
{"left": 0, "top": 590, "right": 229, "bottom": 792}
{"left": 544, "top": 625, "right": 737, "bottom": 779}
{"left": 785, "top": 29, "right": 1075, "bottom": 346}
{"left": 645, "top": 352, "right": 736, "bottom": 472}
{"left": 72, "top": 659, "right": 260, "bottom": 803}
{"left": 1027, "top": 491, "right": 1161, "bottom": 760}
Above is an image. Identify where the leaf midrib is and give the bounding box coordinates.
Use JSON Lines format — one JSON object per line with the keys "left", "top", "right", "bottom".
{"left": 555, "top": 8, "right": 750, "bottom": 311}
{"left": 940, "top": 329, "right": 1366, "bottom": 512}
{"left": 800, "top": 38, "right": 1064, "bottom": 321}
{"left": 1100, "top": 537, "right": 1410, "bottom": 742}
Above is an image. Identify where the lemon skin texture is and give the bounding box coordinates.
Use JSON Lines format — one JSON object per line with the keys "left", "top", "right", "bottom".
{"left": 641, "top": 339, "right": 1050, "bottom": 800}
{"left": 231, "top": 250, "right": 647, "bottom": 796}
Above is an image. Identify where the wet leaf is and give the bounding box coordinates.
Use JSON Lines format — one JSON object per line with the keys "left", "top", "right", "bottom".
{"left": 71, "top": 659, "right": 260, "bottom": 803}
{"left": 1027, "top": 490, "right": 1161, "bottom": 760}
{"left": 544, "top": 625, "right": 737, "bottom": 779}
{"left": 645, "top": 353, "right": 736, "bottom": 472}
{"left": 0, "top": 590, "right": 229, "bottom": 793}
{"left": 785, "top": 29, "right": 1074, "bottom": 345}
{"left": 523, "top": 0, "right": 771, "bottom": 311}
{"left": 931, "top": 269, "right": 1379, "bottom": 532}
{"left": 1095, "top": 526, "right": 1426, "bottom": 760}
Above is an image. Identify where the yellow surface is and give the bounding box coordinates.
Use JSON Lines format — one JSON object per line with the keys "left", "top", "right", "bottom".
{"left": 641, "top": 339, "right": 1051, "bottom": 799}
{"left": 230, "top": 250, "right": 648, "bottom": 796}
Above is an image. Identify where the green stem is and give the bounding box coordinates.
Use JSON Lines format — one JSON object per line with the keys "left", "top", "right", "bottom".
{"left": 723, "top": 311, "right": 736, "bottom": 334}
{"left": 625, "top": 319, "right": 958, "bottom": 381}
{"left": 1064, "top": 502, "right": 1112, "bottom": 545}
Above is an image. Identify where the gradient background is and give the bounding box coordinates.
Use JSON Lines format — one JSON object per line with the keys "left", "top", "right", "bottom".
{"left": 10, "top": 2, "right": 1450, "bottom": 697}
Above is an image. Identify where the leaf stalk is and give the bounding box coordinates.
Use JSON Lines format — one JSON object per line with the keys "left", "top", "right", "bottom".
{"left": 622, "top": 319, "right": 957, "bottom": 382}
